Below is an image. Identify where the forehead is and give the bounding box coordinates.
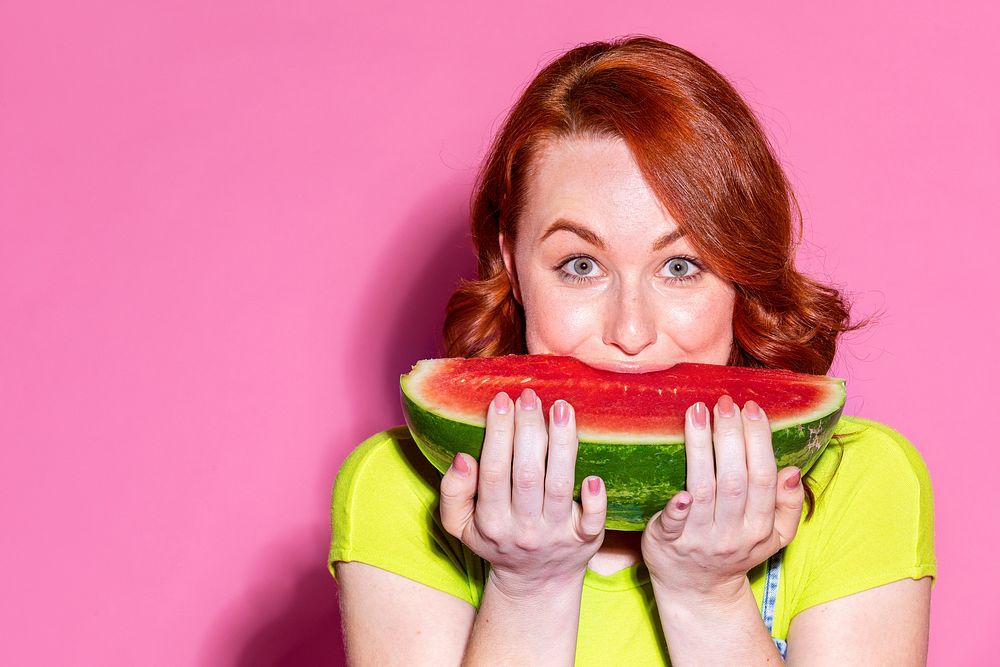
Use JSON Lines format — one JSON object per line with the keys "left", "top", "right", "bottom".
{"left": 519, "top": 135, "right": 680, "bottom": 243}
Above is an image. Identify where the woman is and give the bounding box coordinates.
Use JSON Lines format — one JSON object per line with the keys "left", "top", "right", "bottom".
{"left": 329, "top": 36, "right": 935, "bottom": 664}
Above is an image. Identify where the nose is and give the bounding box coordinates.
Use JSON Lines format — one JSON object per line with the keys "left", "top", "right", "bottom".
{"left": 602, "top": 282, "right": 657, "bottom": 356}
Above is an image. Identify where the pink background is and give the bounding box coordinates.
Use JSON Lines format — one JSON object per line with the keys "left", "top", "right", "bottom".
{"left": 2, "top": 1, "right": 997, "bottom": 664}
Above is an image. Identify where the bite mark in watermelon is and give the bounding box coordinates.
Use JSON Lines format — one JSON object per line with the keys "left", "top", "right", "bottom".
{"left": 400, "top": 354, "right": 846, "bottom": 530}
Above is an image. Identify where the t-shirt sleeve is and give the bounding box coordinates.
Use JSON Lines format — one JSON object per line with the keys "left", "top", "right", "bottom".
{"left": 328, "top": 427, "right": 486, "bottom": 607}
{"left": 790, "top": 419, "right": 937, "bottom": 617}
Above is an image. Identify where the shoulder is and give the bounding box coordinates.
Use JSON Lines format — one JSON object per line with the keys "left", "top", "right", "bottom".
{"left": 332, "top": 426, "right": 441, "bottom": 511}
{"left": 329, "top": 427, "right": 488, "bottom": 606}
{"left": 338, "top": 425, "right": 414, "bottom": 467}
{"left": 329, "top": 426, "right": 441, "bottom": 567}
{"left": 335, "top": 426, "right": 418, "bottom": 485}
{"left": 783, "top": 415, "right": 937, "bottom": 622}
{"left": 806, "top": 415, "right": 933, "bottom": 502}
{"left": 835, "top": 416, "right": 930, "bottom": 469}
{"left": 797, "top": 414, "right": 936, "bottom": 571}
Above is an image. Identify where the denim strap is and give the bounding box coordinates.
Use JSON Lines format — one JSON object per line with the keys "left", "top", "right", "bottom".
{"left": 762, "top": 547, "right": 788, "bottom": 660}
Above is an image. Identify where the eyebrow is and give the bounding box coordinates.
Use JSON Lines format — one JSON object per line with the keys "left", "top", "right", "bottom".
{"left": 539, "top": 218, "right": 685, "bottom": 252}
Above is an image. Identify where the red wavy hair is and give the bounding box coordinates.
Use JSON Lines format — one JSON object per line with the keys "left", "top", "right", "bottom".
{"left": 443, "top": 36, "right": 872, "bottom": 517}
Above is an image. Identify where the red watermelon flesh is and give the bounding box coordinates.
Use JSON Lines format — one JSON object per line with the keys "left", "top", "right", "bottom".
{"left": 408, "top": 354, "right": 841, "bottom": 442}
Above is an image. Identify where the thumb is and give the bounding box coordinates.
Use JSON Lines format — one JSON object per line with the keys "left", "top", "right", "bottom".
{"left": 646, "top": 491, "right": 691, "bottom": 543}
{"left": 774, "top": 467, "right": 805, "bottom": 546}
{"left": 439, "top": 453, "right": 478, "bottom": 540}
{"left": 576, "top": 476, "right": 608, "bottom": 540}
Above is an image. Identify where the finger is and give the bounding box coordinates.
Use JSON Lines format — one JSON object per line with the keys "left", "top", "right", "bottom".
{"left": 543, "top": 399, "right": 579, "bottom": 525}
{"left": 576, "top": 475, "right": 607, "bottom": 539}
{"left": 439, "top": 453, "right": 479, "bottom": 540}
{"left": 475, "top": 392, "right": 514, "bottom": 526}
{"left": 651, "top": 491, "right": 692, "bottom": 542}
{"left": 684, "top": 401, "right": 716, "bottom": 529}
{"left": 742, "top": 401, "right": 777, "bottom": 541}
{"left": 712, "top": 395, "right": 748, "bottom": 530}
{"left": 510, "top": 388, "right": 547, "bottom": 520}
{"left": 774, "top": 466, "right": 805, "bottom": 547}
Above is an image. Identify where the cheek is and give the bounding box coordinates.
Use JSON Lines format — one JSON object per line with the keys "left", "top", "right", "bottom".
{"left": 521, "top": 286, "right": 596, "bottom": 355}
{"left": 662, "top": 291, "right": 735, "bottom": 351}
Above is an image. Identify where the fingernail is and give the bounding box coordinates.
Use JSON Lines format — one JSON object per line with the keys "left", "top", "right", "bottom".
{"left": 587, "top": 477, "right": 601, "bottom": 495}
{"left": 494, "top": 392, "right": 510, "bottom": 414}
{"left": 676, "top": 495, "right": 690, "bottom": 510}
{"left": 553, "top": 399, "right": 569, "bottom": 426}
{"left": 691, "top": 402, "right": 708, "bottom": 429}
{"left": 744, "top": 400, "right": 762, "bottom": 420}
{"left": 717, "top": 395, "right": 736, "bottom": 418}
{"left": 451, "top": 453, "right": 469, "bottom": 476}
{"left": 520, "top": 388, "right": 537, "bottom": 410}
{"left": 784, "top": 469, "right": 801, "bottom": 489}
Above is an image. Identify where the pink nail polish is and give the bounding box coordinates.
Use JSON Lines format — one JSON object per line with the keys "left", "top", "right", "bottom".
{"left": 553, "top": 399, "right": 569, "bottom": 426}
{"left": 452, "top": 453, "right": 469, "bottom": 476}
{"left": 691, "top": 402, "right": 707, "bottom": 428}
{"left": 587, "top": 477, "right": 601, "bottom": 494}
{"left": 744, "top": 400, "right": 762, "bottom": 420}
{"left": 520, "top": 388, "right": 537, "bottom": 410}
{"left": 676, "top": 497, "right": 690, "bottom": 511}
{"left": 784, "top": 469, "right": 801, "bottom": 489}
{"left": 717, "top": 395, "right": 736, "bottom": 417}
{"left": 494, "top": 392, "right": 510, "bottom": 414}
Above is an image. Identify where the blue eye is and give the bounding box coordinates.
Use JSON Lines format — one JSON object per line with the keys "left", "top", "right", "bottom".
{"left": 663, "top": 257, "right": 698, "bottom": 278}
{"left": 659, "top": 255, "right": 705, "bottom": 284}
{"left": 566, "top": 257, "right": 598, "bottom": 277}
{"left": 556, "top": 256, "right": 603, "bottom": 284}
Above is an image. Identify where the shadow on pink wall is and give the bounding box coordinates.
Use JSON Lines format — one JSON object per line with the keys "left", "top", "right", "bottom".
{"left": 231, "top": 554, "right": 347, "bottom": 666}
{"left": 203, "top": 186, "right": 477, "bottom": 665}
{"left": 347, "top": 182, "right": 479, "bottom": 437}
{"left": 201, "top": 525, "right": 347, "bottom": 665}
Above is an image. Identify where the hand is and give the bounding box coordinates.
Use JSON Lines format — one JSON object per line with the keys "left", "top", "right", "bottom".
{"left": 641, "top": 395, "right": 805, "bottom": 604}
{"left": 439, "top": 389, "right": 607, "bottom": 599}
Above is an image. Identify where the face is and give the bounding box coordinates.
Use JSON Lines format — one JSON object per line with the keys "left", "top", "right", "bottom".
{"left": 500, "top": 135, "right": 736, "bottom": 372}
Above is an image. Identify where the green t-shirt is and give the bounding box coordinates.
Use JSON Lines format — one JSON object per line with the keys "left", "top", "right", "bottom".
{"left": 328, "top": 416, "right": 936, "bottom": 663}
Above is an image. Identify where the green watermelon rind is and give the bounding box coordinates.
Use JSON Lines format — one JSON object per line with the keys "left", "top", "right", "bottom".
{"left": 400, "top": 370, "right": 846, "bottom": 531}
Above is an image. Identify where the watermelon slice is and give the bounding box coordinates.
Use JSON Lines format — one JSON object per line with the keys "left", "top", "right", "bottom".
{"left": 400, "top": 354, "right": 846, "bottom": 530}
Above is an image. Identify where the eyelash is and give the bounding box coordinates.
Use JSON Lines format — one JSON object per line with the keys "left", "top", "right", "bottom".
{"left": 556, "top": 255, "right": 705, "bottom": 285}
